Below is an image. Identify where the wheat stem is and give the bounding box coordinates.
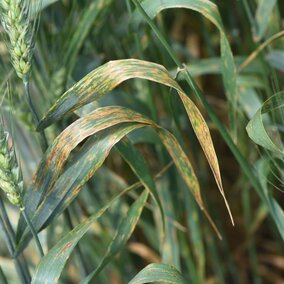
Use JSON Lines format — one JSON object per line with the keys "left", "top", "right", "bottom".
{"left": 20, "top": 206, "right": 44, "bottom": 258}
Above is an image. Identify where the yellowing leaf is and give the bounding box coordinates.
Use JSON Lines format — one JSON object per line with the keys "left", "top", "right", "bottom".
{"left": 38, "top": 59, "right": 233, "bottom": 224}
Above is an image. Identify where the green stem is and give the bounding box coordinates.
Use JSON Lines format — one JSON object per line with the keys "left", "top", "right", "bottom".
{"left": 131, "top": 0, "right": 263, "bottom": 197}
{"left": 21, "top": 207, "right": 44, "bottom": 258}
{"left": 23, "top": 79, "right": 48, "bottom": 152}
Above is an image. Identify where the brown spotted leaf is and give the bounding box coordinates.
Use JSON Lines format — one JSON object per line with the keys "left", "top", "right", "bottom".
{"left": 18, "top": 105, "right": 221, "bottom": 253}
{"left": 38, "top": 59, "right": 232, "bottom": 224}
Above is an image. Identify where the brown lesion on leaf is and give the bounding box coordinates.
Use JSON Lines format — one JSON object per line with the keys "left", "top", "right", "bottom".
{"left": 57, "top": 241, "right": 74, "bottom": 257}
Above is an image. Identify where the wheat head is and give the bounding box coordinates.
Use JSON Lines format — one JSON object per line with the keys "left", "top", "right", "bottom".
{"left": 0, "top": 0, "right": 34, "bottom": 80}
{"left": 0, "top": 124, "right": 23, "bottom": 207}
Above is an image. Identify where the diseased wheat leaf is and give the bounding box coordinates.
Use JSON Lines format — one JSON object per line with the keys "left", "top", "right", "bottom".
{"left": 132, "top": 0, "right": 238, "bottom": 134}
{"left": 246, "top": 91, "right": 284, "bottom": 155}
{"left": 128, "top": 263, "right": 185, "bottom": 284}
{"left": 17, "top": 106, "right": 153, "bottom": 243}
{"left": 18, "top": 106, "right": 220, "bottom": 251}
{"left": 80, "top": 190, "right": 149, "bottom": 284}
{"left": 16, "top": 123, "right": 146, "bottom": 253}
{"left": 38, "top": 59, "right": 232, "bottom": 223}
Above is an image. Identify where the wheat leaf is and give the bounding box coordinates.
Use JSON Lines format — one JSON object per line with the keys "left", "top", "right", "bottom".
{"left": 128, "top": 263, "right": 185, "bottom": 284}
{"left": 38, "top": 59, "right": 232, "bottom": 224}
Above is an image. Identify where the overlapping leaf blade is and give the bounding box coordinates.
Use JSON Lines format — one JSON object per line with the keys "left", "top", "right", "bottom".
{"left": 38, "top": 59, "right": 232, "bottom": 223}
{"left": 18, "top": 105, "right": 220, "bottom": 251}
{"left": 16, "top": 123, "right": 146, "bottom": 253}
{"left": 17, "top": 106, "right": 153, "bottom": 242}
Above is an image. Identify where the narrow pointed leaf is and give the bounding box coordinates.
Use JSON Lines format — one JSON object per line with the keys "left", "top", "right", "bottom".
{"left": 132, "top": 0, "right": 238, "bottom": 132}
{"left": 31, "top": 184, "right": 138, "bottom": 284}
{"left": 81, "top": 190, "right": 149, "bottom": 284}
{"left": 17, "top": 106, "right": 153, "bottom": 240}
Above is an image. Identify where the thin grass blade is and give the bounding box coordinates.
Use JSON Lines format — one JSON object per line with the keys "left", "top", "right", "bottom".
{"left": 31, "top": 184, "right": 139, "bottom": 284}
{"left": 80, "top": 190, "right": 149, "bottom": 284}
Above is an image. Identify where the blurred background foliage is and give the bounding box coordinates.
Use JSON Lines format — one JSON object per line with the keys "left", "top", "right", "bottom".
{"left": 1, "top": 0, "right": 284, "bottom": 283}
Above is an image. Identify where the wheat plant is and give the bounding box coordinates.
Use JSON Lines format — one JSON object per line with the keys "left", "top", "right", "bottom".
{"left": 0, "top": 0, "right": 284, "bottom": 283}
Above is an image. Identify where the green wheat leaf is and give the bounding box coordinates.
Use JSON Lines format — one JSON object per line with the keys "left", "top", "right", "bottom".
{"left": 128, "top": 263, "right": 185, "bottom": 284}
{"left": 31, "top": 186, "right": 145, "bottom": 284}
{"left": 246, "top": 91, "right": 284, "bottom": 155}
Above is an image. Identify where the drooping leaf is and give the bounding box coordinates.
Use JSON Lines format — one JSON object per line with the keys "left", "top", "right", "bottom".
{"left": 18, "top": 106, "right": 220, "bottom": 251}
{"left": 131, "top": 0, "right": 238, "bottom": 134}
{"left": 38, "top": 59, "right": 232, "bottom": 224}
{"left": 128, "top": 263, "right": 185, "bottom": 284}
{"left": 81, "top": 190, "right": 149, "bottom": 284}
{"left": 16, "top": 123, "right": 146, "bottom": 253}
{"left": 17, "top": 106, "right": 153, "bottom": 242}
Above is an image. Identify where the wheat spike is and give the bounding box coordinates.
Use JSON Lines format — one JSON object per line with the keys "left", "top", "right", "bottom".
{"left": 0, "top": 124, "right": 23, "bottom": 207}
{"left": 0, "top": 0, "right": 34, "bottom": 80}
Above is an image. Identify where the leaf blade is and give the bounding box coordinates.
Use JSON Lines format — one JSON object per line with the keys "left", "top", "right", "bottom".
{"left": 128, "top": 263, "right": 185, "bottom": 284}
{"left": 81, "top": 190, "right": 149, "bottom": 284}
{"left": 38, "top": 58, "right": 232, "bottom": 224}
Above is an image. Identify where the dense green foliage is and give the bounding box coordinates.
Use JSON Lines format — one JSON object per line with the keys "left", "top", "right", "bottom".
{"left": 0, "top": 0, "right": 284, "bottom": 283}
